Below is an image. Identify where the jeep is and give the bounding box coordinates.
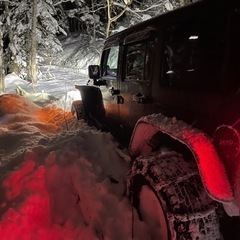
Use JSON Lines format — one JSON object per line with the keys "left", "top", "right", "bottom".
{"left": 73, "top": 0, "right": 240, "bottom": 239}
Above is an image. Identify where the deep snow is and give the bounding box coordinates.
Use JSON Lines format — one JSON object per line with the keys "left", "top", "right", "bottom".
{"left": 0, "top": 66, "right": 161, "bottom": 239}
{"left": 1, "top": 35, "right": 240, "bottom": 239}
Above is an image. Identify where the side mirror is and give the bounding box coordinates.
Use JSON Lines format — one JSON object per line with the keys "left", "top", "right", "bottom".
{"left": 88, "top": 65, "right": 100, "bottom": 80}
{"left": 93, "top": 79, "right": 106, "bottom": 86}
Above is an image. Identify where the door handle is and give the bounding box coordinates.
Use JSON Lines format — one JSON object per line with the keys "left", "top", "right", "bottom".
{"left": 132, "top": 93, "right": 148, "bottom": 103}
{"left": 110, "top": 87, "right": 120, "bottom": 96}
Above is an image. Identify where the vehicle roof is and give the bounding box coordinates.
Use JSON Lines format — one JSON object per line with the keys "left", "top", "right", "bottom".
{"left": 104, "top": 0, "right": 239, "bottom": 46}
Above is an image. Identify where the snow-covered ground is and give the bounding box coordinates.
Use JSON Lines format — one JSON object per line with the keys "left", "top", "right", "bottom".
{"left": 0, "top": 49, "right": 167, "bottom": 240}
{"left": 0, "top": 68, "right": 155, "bottom": 239}
{"left": 5, "top": 65, "right": 87, "bottom": 100}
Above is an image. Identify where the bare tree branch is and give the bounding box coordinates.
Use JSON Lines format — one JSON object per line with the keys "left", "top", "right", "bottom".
{"left": 106, "top": 0, "right": 128, "bottom": 37}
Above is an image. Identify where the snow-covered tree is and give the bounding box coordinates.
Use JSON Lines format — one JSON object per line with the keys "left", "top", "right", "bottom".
{"left": 0, "top": 20, "right": 4, "bottom": 92}
{"left": 1, "top": 0, "right": 67, "bottom": 81}
{"left": 0, "top": 2, "right": 6, "bottom": 92}
{"left": 64, "top": 0, "right": 194, "bottom": 39}
{"left": 104, "top": 0, "right": 198, "bottom": 36}
{"left": 0, "top": 0, "right": 193, "bottom": 85}
{"left": 62, "top": 0, "right": 106, "bottom": 40}
{"left": 37, "top": 0, "right": 67, "bottom": 58}
{"left": 105, "top": 0, "right": 131, "bottom": 38}
{"left": 108, "top": 0, "right": 178, "bottom": 34}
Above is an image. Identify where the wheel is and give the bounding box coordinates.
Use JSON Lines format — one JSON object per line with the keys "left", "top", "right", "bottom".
{"left": 138, "top": 184, "right": 169, "bottom": 239}
{"left": 128, "top": 151, "right": 222, "bottom": 240}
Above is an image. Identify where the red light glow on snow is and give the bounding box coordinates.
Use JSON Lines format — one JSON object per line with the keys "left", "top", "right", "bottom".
{"left": 0, "top": 152, "right": 97, "bottom": 240}
{"left": 0, "top": 144, "right": 141, "bottom": 240}
{"left": 0, "top": 160, "right": 52, "bottom": 239}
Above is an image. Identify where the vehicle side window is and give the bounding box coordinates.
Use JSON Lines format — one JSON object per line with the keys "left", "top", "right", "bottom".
{"left": 101, "top": 46, "right": 119, "bottom": 80}
{"left": 162, "top": 17, "right": 224, "bottom": 91}
{"left": 124, "top": 41, "right": 154, "bottom": 82}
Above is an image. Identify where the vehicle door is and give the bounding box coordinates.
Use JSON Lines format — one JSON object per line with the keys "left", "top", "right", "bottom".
{"left": 118, "top": 30, "right": 156, "bottom": 135}
{"left": 99, "top": 42, "right": 121, "bottom": 129}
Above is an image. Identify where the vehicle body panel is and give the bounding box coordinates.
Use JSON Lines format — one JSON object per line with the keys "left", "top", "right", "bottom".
{"left": 87, "top": 0, "right": 240, "bottom": 141}
{"left": 76, "top": 0, "right": 240, "bottom": 213}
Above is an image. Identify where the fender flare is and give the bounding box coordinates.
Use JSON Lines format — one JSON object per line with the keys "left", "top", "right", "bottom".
{"left": 128, "top": 113, "right": 233, "bottom": 203}
{"left": 75, "top": 85, "right": 105, "bottom": 120}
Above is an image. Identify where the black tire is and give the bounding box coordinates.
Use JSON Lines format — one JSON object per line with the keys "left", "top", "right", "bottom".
{"left": 71, "top": 100, "right": 85, "bottom": 120}
{"left": 128, "top": 151, "right": 222, "bottom": 240}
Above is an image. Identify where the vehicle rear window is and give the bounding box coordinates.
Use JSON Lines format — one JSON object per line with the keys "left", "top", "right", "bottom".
{"left": 161, "top": 16, "right": 225, "bottom": 91}
{"left": 124, "top": 40, "right": 155, "bottom": 83}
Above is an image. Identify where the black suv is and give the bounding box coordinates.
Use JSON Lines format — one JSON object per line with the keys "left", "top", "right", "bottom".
{"left": 73, "top": 0, "right": 240, "bottom": 239}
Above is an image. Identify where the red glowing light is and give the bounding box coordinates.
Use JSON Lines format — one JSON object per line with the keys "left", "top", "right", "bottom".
{"left": 182, "top": 131, "right": 233, "bottom": 202}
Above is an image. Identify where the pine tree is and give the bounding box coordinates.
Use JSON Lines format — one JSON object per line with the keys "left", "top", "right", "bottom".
{"left": 2, "top": 0, "right": 67, "bottom": 81}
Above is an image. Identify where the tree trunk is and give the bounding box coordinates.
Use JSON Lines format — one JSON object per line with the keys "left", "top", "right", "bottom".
{"left": 0, "top": 21, "right": 5, "bottom": 93}
{"left": 106, "top": 0, "right": 112, "bottom": 38}
{"left": 5, "top": 2, "right": 19, "bottom": 75}
{"left": 91, "top": 0, "right": 96, "bottom": 41}
{"left": 28, "top": 0, "right": 38, "bottom": 85}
